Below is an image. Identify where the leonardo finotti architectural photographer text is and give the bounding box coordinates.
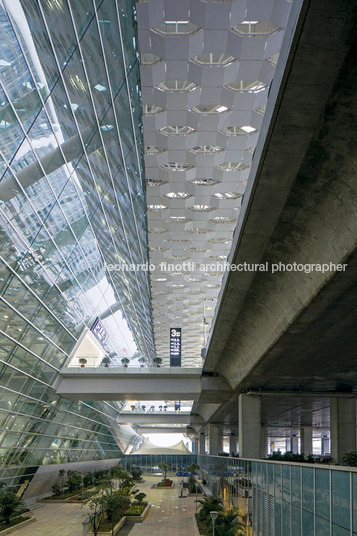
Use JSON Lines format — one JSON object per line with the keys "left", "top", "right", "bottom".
{"left": 105, "top": 261, "right": 348, "bottom": 274}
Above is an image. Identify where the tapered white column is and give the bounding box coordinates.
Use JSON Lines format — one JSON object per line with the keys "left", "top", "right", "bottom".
{"left": 330, "top": 398, "right": 356, "bottom": 463}
{"left": 208, "top": 424, "right": 222, "bottom": 456}
{"left": 300, "top": 426, "right": 313, "bottom": 455}
{"left": 239, "top": 394, "right": 261, "bottom": 459}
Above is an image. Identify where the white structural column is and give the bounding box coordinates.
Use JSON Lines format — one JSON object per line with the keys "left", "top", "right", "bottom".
{"left": 194, "top": 437, "right": 199, "bottom": 454}
{"left": 321, "top": 435, "right": 330, "bottom": 456}
{"left": 229, "top": 432, "right": 237, "bottom": 456}
{"left": 208, "top": 424, "right": 222, "bottom": 456}
{"left": 300, "top": 426, "right": 313, "bottom": 455}
{"left": 239, "top": 394, "right": 262, "bottom": 459}
{"left": 260, "top": 426, "right": 267, "bottom": 458}
{"left": 199, "top": 432, "right": 206, "bottom": 455}
{"left": 330, "top": 398, "right": 357, "bottom": 463}
{"left": 291, "top": 434, "right": 299, "bottom": 454}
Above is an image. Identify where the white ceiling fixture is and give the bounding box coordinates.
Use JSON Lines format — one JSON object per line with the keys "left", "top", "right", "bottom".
{"left": 231, "top": 21, "right": 282, "bottom": 37}
{"left": 220, "top": 126, "right": 257, "bottom": 136}
{"left": 213, "top": 192, "right": 242, "bottom": 200}
{"left": 189, "top": 145, "right": 223, "bottom": 154}
{"left": 163, "top": 192, "right": 192, "bottom": 199}
{"left": 190, "top": 53, "right": 236, "bottom": 66}
{"left": 190, "top": 105, "right": 229, "bottom": 115}
{"left": 156, "top": 80, "right": 198, "bottom": 92}
{"left": 152, "top": 21, "right": 200, "bottom": 36}
{"left": 225, "top": 80, "right": 267, "bottom": 93}
{"left": 159, "top": 125, "right": 195, "bottom": 136}
{"left": 137, "top": 0, "right": 291, "bottom": 358}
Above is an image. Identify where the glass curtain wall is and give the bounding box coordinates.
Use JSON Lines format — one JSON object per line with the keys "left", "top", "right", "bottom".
{"left": 0, "top": 0, "right": 153, "bottom": 489}
{"left": 198, "top": 454, "right": 357, "bottom": 536}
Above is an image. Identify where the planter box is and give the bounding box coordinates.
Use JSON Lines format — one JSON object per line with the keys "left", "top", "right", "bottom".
{"left": 40, "top": 487, "right": 98, "bottom": 503}
{"left": 86, "top": 504, "right": 151, "bottom": 535}
{"left": 192, "top": 513, "right": 201, "bottom": 536}
{"left": 0, "top": 516, "right": 35, "bottom": 535}
{"left": 126, "top": 503, "right": 151, "bottom": 522}
{"left": 152, "top": 483, "right": 174, "bottom": 489}
{"left": 88, "top": 517, "right": 126, "bottom": 536}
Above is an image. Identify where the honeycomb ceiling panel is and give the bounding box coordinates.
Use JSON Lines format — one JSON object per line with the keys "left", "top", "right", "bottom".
{"left": 136, "top": 0, "right": 292, "bottom": 359}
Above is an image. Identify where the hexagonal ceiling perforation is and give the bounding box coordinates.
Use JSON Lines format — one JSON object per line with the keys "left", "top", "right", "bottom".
{"left": 136, "top": 0, "right": 292, "bottom": 361}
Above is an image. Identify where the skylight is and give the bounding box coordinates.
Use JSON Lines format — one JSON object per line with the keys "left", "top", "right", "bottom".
{"left": 163, "top": 192, "right": 192, "bottom": 199}
{"left": 232, "top": 21, "right": 281, "bottom": 37}
{"left": 159, "top": 125, "right": 195, "bottom": 136}
{"left": 224, "top": 80, "right": 267, "bottom": 93}
{"left": 152, "top": 21, "right": 200, "bottom": 36}
{"left": 140, "top": 53, "right": 161, "bottom": 65}
{"left": 189, "top": 145, "right": 223, "bottom": 154}
{"left": 189, "top": 178, "right": 220, "bottom": 185}
{"left": 213, "top": 192, "right": 242, "bottom": 199}
{"left": 216, "top": 162, "right": 249, "bottom": 171}
{"left": 188, "top": 204, "right": 215, "bottom": 212}
{"left": 220, "top": 125, "right": 257, "bottom": 136}
{"left": 143, "top": 104, "right": 164, "bottom": 115}
{"left": 146, "top": 178, "right": 168, "bottom": 186}
{"left": 211, "top": 216, "right": 235, "bottom": 223}
{"left": 161, "top": 163, "right": 193, "bottom": 171}
{"left": 148, "top": 204, "right": 167, "bottom": 210}
{"left": 156, "top": 80, "right": 198, "bottom": 92}
{"left": 191, "top": 53, "right": 236, "bottom": 66}
{"left": 190, "top": 104, "right": 228, "bottom": 115}
{"left": 208, "top": 237, "right": 232, "bottom": 243}
{"left": 145, "top": 146, "right": 165, "bottom": 155}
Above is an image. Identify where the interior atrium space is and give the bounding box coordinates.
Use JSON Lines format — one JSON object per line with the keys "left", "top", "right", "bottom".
{"left": 0, "top": 0, "right": 356, "bottom": 535}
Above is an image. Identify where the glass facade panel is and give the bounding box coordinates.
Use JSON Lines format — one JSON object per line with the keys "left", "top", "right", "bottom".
{"left": 0, "top": 0, "right": 153, "bottom": 488}
{"left": 302, "top": 467, "right": 314, "bottom": 513}
{"left": 316, "top": 468, "right": 330, "bottom": 521}
{"left": 332, "top": 471, "right": 350, "bottom": 531}
{"left": 194, "top": 456, "right": 357, "bottom": 536}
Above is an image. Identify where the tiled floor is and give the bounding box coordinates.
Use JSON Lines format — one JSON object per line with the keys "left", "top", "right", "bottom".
{"left": 129, "top": 476, "right": 198, "bottom": 536}
{"left": 9, "top": 502, "right": 91, "bottom": 536}
{"left": 9, "top": 476, "right": 198, "bottom": 536}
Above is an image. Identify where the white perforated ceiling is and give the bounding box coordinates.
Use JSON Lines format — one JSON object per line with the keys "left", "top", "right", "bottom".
{"left": 136, "top": 0, "right": 292, "bottom": 362}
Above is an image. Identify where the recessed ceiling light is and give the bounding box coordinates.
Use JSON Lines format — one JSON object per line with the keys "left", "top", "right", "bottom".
{"left": 188, "top": 204, "right": 214, "bottom": 212}
{"left": 148, "top": 204, "right": 166, "bottom": 210}
{"left": 224, "top": 80, "right": 267, "bottom": 93}
{"left": 189, "top": 178, "right": 220, "bottom": 185}
{"left": 240, "top": 125, "right": 256, "bottom": 133}
{"left": 213, "top": 192, "right": 242, "bottom": 199}
{"left": 163, "top": 192, "right": 192, "bottom": 199}
{"left": 159, "top": 125, "right": 195, "bottom": 136}
{"left": 191, "top": 53, "right": 236, "bottom": 66}
{"left": 220, "top": 126, "right": 257, "bottom": 136}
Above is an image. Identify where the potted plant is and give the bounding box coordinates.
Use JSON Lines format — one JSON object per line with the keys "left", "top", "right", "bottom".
{"left": 121, "top": 358, "right": 130, "bottom": 368}
{"left": 79, "top": 358, "right": 87, "bottom": 368}
{"left": 153, "top": 357, "right": 162, "bottom": 368}
{"left": 102, "top": 356, "right": 110, "bottom": 367}
{"left": 138, "top": 357, "right": 146, "bottom": 368}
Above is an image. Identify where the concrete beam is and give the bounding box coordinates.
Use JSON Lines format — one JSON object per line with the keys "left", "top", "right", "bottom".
{"left": 116, "top": 413, "right": 197, "bottom": 425}
{"left": 53, "top": 367, "right": 201, "bottom": 401}
{"left": 196, "top": 0, "right": 357, "bottom": 431}
{"left": 135, "top": 426, "right": 189, "bottom": 434}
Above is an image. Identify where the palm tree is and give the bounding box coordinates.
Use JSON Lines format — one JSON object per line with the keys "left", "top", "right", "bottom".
{"left": 215, "top": 509, "right": 246, "bottom": 536}
{"left": 196, "top": 495, "right": 224, "bottom": 526}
